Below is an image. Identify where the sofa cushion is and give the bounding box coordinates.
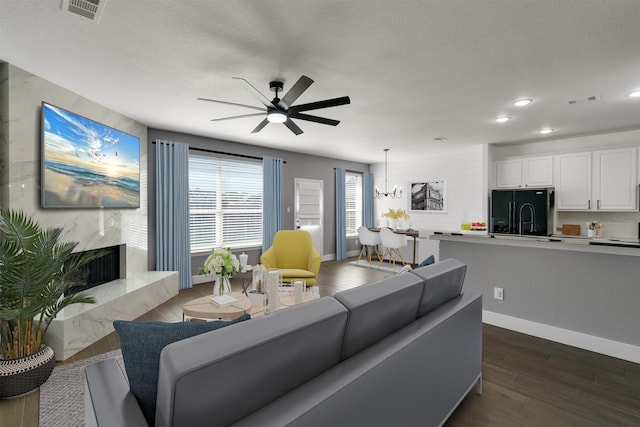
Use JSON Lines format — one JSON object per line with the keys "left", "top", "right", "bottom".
{"left": 333, "top": 273, "right": 424, "bottom": 360}
{"left": 409, "top": 258, "right": 467, "bottom": 317}
{"left": 113, "top": 314, "right": 250, "bottom": 425}
{"left": 155, "top": 297, "right": 348, "bottom": 427}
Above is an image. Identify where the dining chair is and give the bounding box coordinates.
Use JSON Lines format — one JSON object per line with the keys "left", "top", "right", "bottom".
{"left": 356, "top": 226, "right": 382, "bottom": 267}
{"left": 378, "top": 227, "right": 408, "bottom": 271}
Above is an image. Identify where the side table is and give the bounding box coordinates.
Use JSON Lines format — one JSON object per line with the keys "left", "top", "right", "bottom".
{"left": 236, "top": 266, "right": 254, "bottom": 295}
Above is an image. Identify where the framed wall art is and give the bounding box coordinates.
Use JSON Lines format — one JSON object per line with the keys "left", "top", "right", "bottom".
{"left": 410, "top": 180, "right": 447, "bottom": 213}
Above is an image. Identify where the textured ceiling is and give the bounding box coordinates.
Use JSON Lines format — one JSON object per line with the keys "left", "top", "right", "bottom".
{"left": 1, "top": 0, "right": 640, "bottom": 163}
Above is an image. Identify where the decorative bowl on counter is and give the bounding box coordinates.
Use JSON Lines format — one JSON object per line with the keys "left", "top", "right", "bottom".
{"left": 470, "top": 221, "right": 487, "bottom": 231}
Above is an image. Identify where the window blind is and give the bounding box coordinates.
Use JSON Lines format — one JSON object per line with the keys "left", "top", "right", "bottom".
{"left": 345, "top": 172, "right": 363, "bottom": 236}
{"left": 189, "top": 155, "right": 263, "bottom": 252}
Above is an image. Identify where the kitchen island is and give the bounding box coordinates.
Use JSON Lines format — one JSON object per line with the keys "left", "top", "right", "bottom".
{"left": 432, "top": 233, "right": 640, "bottom": 363}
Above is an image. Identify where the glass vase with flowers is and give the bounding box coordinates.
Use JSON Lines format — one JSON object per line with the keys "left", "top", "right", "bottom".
{"left": 203, "top": 248, "right": 240, "bottom": 296}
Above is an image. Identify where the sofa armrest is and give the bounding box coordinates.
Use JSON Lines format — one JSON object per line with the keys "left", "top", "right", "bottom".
{"left": 259, "top": 247, "right": 277, "bottom": 269}
{"left": 307, "top": 246, "right": 321, "bottom": 277}
{"left": 84, "top": 358, "right": 148, "bottom": 427}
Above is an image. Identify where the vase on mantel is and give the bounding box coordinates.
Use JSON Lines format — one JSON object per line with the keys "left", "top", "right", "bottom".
{"left": 213, "top": 275, "right": 232, "bottom": 296}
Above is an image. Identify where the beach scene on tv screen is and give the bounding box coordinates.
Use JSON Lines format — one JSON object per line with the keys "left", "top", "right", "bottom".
{"left": 43, "top": 103, "right": 140, "bottom": 208}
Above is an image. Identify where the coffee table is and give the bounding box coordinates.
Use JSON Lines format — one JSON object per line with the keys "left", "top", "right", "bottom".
{"left": 249, "top": 289, "right": 320, "bottom": 318}
{"left": 182, "top": 292, "right": 251, "bottom": 321}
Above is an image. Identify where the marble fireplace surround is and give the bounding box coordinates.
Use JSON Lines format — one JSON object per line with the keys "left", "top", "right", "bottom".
{"left": 1, "top": 64, "right": 183, "bottom": 361}
{"left": 45, "top": 270, "right": 178, "bottom": 361}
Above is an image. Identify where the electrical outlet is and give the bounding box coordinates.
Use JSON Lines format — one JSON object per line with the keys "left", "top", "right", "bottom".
{"left": 493, "top": 287, "right": 504, "bottom": 301}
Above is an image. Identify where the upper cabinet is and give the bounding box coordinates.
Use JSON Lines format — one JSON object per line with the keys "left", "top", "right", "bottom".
{"left": 495, "top": 156, "right": 553, "bottom": 188}
{"left": 555, "top": 147, "right": 637, "bottom": 211}
{"left": 555, "top": 152, "right": 592, "bottom": 210}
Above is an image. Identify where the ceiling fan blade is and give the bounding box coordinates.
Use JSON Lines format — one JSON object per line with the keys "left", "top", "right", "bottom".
{"left": 288, "top": 112, "right": 340, "bottom": 126}
{"left": 284, "top": 119, "right": 303, "bottom": 135}
{"left": 197, "top": 97, "right": 265, "bottom": 112}
{"left": 288, "top": 96, "right": 351, "bottom": 113}
{"left": 278, "top": 75, "right": 314, "bottom": 110}
{"left": 211, "top": 113, "right": 265, "bottom": 122}
{"left": 233, "top": 77, "right": 274, "bottom": 108}
{"left": 251, "top": 118, "right": 270, "bottom": 133}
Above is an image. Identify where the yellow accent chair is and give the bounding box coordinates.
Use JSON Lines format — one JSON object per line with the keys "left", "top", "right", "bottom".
{"left": 260, "top": 230, "right": 321, "bottom": 285}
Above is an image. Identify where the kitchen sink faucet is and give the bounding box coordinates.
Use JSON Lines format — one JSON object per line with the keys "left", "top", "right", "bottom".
{"left": 519, "top": 203, "right": 536, "bottom": 235}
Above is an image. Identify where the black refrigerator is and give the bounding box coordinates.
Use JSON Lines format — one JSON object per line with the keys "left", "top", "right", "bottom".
{"left": 490, "top": 188, "right": 554, "bottom": 236}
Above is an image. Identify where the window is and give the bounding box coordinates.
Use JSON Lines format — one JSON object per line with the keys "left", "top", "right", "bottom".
{"left": 345, "top": 172, "right": 363, "bottom": 236}
{"left": 189, "top": 155, "right": 262, "bottom": 253}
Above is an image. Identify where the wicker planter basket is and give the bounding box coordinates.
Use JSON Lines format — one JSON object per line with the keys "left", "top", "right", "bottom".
{"left": 0, "top": 345, "right": 55, "bottom": 399}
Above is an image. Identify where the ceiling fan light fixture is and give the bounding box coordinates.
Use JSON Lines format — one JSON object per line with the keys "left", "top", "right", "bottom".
{"left": 267, "top": 110, "right": 287, "bottom": 123}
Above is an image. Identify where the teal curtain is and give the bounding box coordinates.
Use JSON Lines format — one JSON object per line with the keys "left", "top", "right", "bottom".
{"left": 335, "top": 168, "right": 347, "bottom": 260}
{"left": 363, "top": 171, "right": 375, "bottom": 228}
{"left": 155, "top": 140, "right": 192, "bottom": 290}
{"left": 262, "top": 156, "right": 283, "bottom": 252}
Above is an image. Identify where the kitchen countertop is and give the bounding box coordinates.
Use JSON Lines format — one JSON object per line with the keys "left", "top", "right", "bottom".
{"left": 430, "top": 232, "right": 640, "bottom": 257}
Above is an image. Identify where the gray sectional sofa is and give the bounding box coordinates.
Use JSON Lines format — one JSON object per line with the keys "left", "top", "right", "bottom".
{"left": 84, "top": 258, "right": 482, "bottom": 427}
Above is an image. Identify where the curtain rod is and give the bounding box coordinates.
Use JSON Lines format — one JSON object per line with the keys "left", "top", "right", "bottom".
{"left": 152, "top": 140, "right": 286, "bottom": 163}
{"left": 334, "top": 168, "right": 367, "bottom": 174}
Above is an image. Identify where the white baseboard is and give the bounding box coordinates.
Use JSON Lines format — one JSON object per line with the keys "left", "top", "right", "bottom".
{"left": 483, "top": 310, "right": 640, "bottom": 364}
{"left": 322, "top": 250, "right": 359, "bottom": 262}
{"left": 192, "top": 274, "right": 210, "bottom": 285}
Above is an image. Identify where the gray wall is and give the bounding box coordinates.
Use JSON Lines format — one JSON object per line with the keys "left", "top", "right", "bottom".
{"left": 147, "top": 128, "right": 369, "bottom": 273}
{"left": 440, "top": 240, "right": 640, "bottom": 347}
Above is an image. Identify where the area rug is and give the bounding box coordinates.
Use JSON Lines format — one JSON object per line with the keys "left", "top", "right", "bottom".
{"left": 347, "top": 260, "right": 405, "bottom": 273}
{"left": 39, "top": 349, "right": 123, "bottom": 427}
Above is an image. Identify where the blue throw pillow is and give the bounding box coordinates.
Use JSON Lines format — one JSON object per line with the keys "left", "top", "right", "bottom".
{"left": 418, "top": 255, "right": 436, "bottom": 268}
{"left": 114, "top": 314, "right": 250, "bottom": 425}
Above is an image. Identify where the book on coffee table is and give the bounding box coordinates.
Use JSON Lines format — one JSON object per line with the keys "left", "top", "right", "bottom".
{"left": 210, "top": 294, "right": 238, "bottom": 307}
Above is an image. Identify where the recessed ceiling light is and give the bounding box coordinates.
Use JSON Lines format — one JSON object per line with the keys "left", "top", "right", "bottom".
{"left": 495, "top": 116, "right": 511, "bottom": 123}
{"left": 540, "top": 128, "right": 554, "bottom": 134}
{"left": 627, "top": 91, "right": 640, "bottom": 98}
{"left": 513, "top": 99, "right": 533, "bottom": 107}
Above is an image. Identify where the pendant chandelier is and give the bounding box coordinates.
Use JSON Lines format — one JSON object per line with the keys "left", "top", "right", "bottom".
{"left": 375, "top": 148, "right": 402, "bottom": 199}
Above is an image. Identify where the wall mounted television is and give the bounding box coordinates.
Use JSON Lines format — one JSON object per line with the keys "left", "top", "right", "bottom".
{"left": 41, "top": 102, "right": 140, "bottom": 208}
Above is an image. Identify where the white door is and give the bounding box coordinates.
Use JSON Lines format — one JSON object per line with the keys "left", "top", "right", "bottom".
{"left": 294, "top": 178, "right": 323, "bottom": 255}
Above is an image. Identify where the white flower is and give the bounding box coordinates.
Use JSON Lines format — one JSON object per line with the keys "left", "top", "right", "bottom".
{"left": 203, "top": 248, "right": 239, "bottom": 277}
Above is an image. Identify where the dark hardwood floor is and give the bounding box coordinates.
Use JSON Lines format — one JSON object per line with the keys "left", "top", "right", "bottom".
{"left": 64, "top": 259, "right": 640, "bottom": 426}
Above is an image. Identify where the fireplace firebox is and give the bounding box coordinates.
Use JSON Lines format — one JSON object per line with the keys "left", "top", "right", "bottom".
{"left": 67, "top": 245, "right": 123, "bottom": 293}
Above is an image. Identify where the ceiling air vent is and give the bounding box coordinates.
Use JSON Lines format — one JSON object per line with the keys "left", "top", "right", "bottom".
{"left": 567, "top": 94, "right": 600, "bottom": 105}
{"left": 61, "top": 0, "right": 107, "bottom": 22}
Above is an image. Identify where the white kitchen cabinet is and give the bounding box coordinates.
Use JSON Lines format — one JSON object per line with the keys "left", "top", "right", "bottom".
{"left": 555, "top": 152, "right": 592, "bottom": 210}
{"left": 495, "top": 159, "right": 522, "bottom": 188}
{"left": 555, "top": 148, "right": 637, "bottom": 211}
{"left": 495, "top": 156, "right": 553, "bottom": 188}
{"left": 593, "top": 148, "right": 637, "bottom": 210}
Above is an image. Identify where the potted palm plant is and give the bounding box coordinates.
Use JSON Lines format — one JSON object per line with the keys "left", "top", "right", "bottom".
{"left": 0, "top": 209, "right": 100, "bottom": 398}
